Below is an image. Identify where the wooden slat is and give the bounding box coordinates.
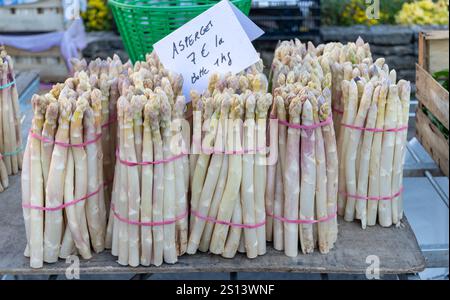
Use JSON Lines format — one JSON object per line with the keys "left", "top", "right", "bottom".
{"left": 418, "top": 30, "right": 449, "bottom": 74}
{"left": 416, "top": 106, "right": 449, "bottom": 177}
{"left": 428, "top": 39, "right": 449, "bottom": 75}
{"left": 422, "top": 30, "right": 450, "bottom": 41}
{"left": 0, "top": 0, "right": 62, "bottom": 9}
{"left": 0, "top": 0, "right": 66, "bottom": 32}
{"left": 5, "top": 46, "right": 62, "bottom": 58}
{"left": 5, "top": 46, "right": 73, "bottom": 83}
{"left": 418, "top": 32, "right": 426, "bottom": 69}
{"left": 416, "top": 64, "right": 449, "bottom": 129}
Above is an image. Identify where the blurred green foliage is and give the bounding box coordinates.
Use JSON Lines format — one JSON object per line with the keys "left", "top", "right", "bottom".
{"left": 321, "top": 0, "right": 410, "bottom": 26}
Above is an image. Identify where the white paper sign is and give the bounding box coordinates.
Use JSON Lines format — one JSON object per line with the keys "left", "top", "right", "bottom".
{"left": 153, "top": 0, "right": 264, "bottom": 101}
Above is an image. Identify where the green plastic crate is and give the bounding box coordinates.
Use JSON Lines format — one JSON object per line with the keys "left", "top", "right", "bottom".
{"left": 108, "top": 0, "right": 252, "bottom": 62}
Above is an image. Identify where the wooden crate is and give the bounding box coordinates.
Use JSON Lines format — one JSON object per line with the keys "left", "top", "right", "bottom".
{"left": 0, "top": 0, "right": 68, "bottom": 32}
{"left": 416, "top": 30, "right": 449, "bottom": 177}
{"left": 5, "top": 45, "right": 79, "bottom": 82}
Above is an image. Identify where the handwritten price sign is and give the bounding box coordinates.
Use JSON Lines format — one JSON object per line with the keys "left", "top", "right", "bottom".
{"left": 153, "top": 0, "right": 264, "bottom": 101}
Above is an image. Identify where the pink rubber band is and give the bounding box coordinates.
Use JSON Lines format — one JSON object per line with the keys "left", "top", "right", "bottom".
{"left": 116, "top": 148, "right": 187, "bottom": 166}
{"left": 191, "top": 210, "right": 266, "bottom": 229}
{"left": 339, "top": 187, "right": 404, "bottom": 201}
{"left": 276, "top": 116, "right": 333, "bottom": 130}
{"left": 30, "top": 131, "right": 102, "bottom": 148}
{"left": 111, "top": 203, "right": 188, "bottom": 226}
{"left": 22, "top": 184, "right": 103, "bottom": 211}
{"left": 332, "top": 106, "right": 344, "bottom": 115}
{"left": 267, "top": 210, "right": 337, "bottom": 225}
{"left": 101, "top": 114, "right": 117, "bottom": 129}
{"left": 341, "top": 123, "right": 408, "bottom": 133}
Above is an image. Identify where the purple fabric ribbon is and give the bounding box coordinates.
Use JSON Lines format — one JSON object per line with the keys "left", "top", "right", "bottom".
{"left": 0, "top": 19, "right": 87, "bottom": 72}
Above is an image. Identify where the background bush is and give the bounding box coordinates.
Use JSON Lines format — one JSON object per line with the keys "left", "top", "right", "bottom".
{"left": 321, "top": 0, "right": 414, "bottom": 26}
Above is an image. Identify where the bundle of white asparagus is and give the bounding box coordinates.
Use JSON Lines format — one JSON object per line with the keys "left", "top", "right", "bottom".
{"left": 271, "top": 38, "right": 411, "bottom": 231}
{"left": 71, "top": 55, "right": 131, "bottom": 210}
{"left": 187, "top": 60, "right": 273, "bottom": 259}
{"left": 268, "top": 40, "right": 338, "bottom": 256}
{"left": 336, "top": 59, "right": 411, "bottom": 228}
{"left": 107, "top": 52, "right": 189, "bottom": 266}
{"left": 318, "top": 37, "right": 372, "bottom": 138}
{"left": 22, "top": 73, "right": 112, "bottom": 268}
{"left": 271, "top": 37, "right": 372, "bottom": 139}
{"left": 22, "top": 54, "right": 130, "bottom": 268}
{"left": 0, "top": 47, "right": 22, "bottom": 191}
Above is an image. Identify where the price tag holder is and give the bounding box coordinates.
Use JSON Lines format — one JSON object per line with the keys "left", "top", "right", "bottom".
{"left": 153, "top": 0, "right": 264, "bottom": 101}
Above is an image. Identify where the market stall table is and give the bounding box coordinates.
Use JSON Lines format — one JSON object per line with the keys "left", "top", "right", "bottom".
{"left": 0, "top": 173, "right": 425, "bottom": 276}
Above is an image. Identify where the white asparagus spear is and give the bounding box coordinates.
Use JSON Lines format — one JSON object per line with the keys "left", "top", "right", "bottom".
{"left": 265, "top": 102, "right": 278, "bottom": 242}
{"left": 240, "top": 94, "right": 258, "bottom": 258}
{"left": 344, "top": 82, "right": 374, "bottom": 222}
{"left": 378, "top": 85, "right": 399, "bottom": 227}
{"left": 284, "top": 96, "right": 302, "bottom": 257}
{"left": 131, "top": 95, "right": 145, "bottom": 178}
{"left": 140, "top": 102, "right": 154, "bottom": 266}
{"left": 355, "top": 87, "right": 379, "bottom": 228}
{"left": 179, "top": 99, "right": 191, "bottom": 253}
{"left": 189, "top": 91, "right": 202, "bottom": 186}
{"left": 124, "top": 99, "right": 141, "bottom": 267}
{"left": 299, "top": 98, "right": 316, "bottom": 254}
{"left": 276, "top": 95, "right": 288, "bottom": 178}
{"left": 311, "top": 94, "right": 328, "bottom": 253}
{"left": 5, "top": 55, "right": 23, "bottom": 169}
{"left": 337, "top": 80, "right": 357, "bottom": 215}
{"left": 0, "top": 159, "right": 7, "bottom": 190}
{"left": 187, "top": 94, "right": 230, "bottom": 254}
{"left": 222, "top": 194, "right": 243, "bottom": 258}
{"left": 254, "top": 93, "right": 272, "bottom": 255}
{"left": 68, "top": 97, "right": 92, "bottom": 259}
{"left": 273, "top": 96, "right": 286, "bottom": 251}
{"left": 110, "top": 160, "right": 120, "bottom": 255}
{"left": 318, "top": 94, "right": 338, "bottom": 248}
{"left": 40, "top": 101, "right": 58, "bottom": 191}
{"left": 210, "top": 95, "right": 243, "bottom": 254}
{"left": 100, "top": 75, "right": 113, "bottom": 210}
{"left": 367, "top": 82, "right": 388, "bottom": 226}
{"left": 238, "top": 233, "right": 246, "bottom": 254}
{"left": 22, "top": 136, "right": 31, "bottom": 257}
{"left": 198, "top": 154, "right": 229, "bottom": 252}
{"left": 29, "top": 95, "right": 46, "bottom": 268}
{"left": 44, "top": 98, "right": 71, "bottom": 263}
{"left": 330, "top": 63, "right": 344, "bottom": 139}
{"left": 149, "top": 94, "right": 164, "bottom": 266}
{"left": 5, "top": 64, "right": 18, "bottom": 174}
{"left": 160, "top": 92, "right": 177, "bottom": 264}
{"left": 59, "top": 218, "right": 75, "bottom": 259}
{"left": 91, "top": 90, "right": 107, "bottom": 252}
{"left": 190, "top": 97, "right": 219, "bottom": 231}
{"left": 172, "top": 96, "right": 188, "bottom": 256}
{"left": 0, "top": 62, "right": 12, "bottom": 174}
{"left": 116, "top": 96, "right": 129, "bottom": 265}
{"left": 391, "top": 96, "right": 403, "bottom": 225}
{"left": 273, "top": 160, "right": 284, "bottom": 251}
{"left": 60, "top": 147, "right": 77, "bottom": 260}
{"left": 84, "top": 97, "right": 105, "bottom": 253}
{"left": 396, "top": 81, "right": 411, "bottom": 221}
